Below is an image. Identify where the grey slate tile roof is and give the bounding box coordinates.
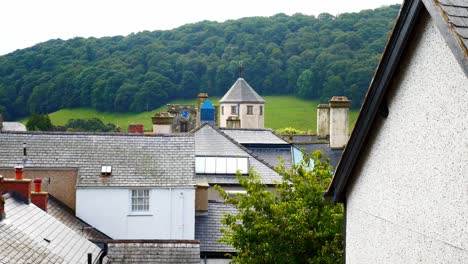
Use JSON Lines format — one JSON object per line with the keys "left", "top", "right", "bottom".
{"left": 220, "top": 128, "right": 289, "bottom": 145}
{"left": 294, "top": 143, "right": 343, "bottom": 169}
{"left": 1, "top": 122, "right": 26, "bottom": 131}
{"left": 106, "top": 241, "right": 200, "bottom": 263}
{"left": 47, "top": 196, "right": 110, "bottom": 241}
{"left": 219, "top": 78, "right": 265, "bottom": 103}
{"left": 438, "top": 0, "right": 468, "bottom": 51}
{"left": 0, "top": 132, "right": 195, "bottom": 188}
{"left": 249, "top": 147, "right": 293, "bottom": 168}
{"left": 0, "top": 194, "right": 103, "bottom": 263}
{"left": 193, "top": 124, "right": 282, "bottom": 185}
{"left": 195, "top": 201, "right": 237, "bottom": 254}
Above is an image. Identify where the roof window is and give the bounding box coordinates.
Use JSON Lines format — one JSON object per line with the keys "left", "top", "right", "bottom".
{"left": 101, "top": 165, "right": 112, "bottom": 176}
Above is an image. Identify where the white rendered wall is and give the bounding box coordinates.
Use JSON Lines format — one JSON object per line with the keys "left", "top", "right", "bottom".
{"left": 317, "top": 106, "right": 330, "bottom": 138}
{"left": 345, "top": 12, "right": 468, "bottom": 263}
{"left": 153, "top": 124, "right": 172, "bottom": 134}
{"left": 219, "top": 103, "right": 264, "bottom": 128}
{"left": 219, "top": 103, "right": 238, "bottom": 128}
{"left": 76, "top": 187, "right": 195, "bottom": 240}
{"left": 329, "top": 107, "right": 349, "bottom": 149}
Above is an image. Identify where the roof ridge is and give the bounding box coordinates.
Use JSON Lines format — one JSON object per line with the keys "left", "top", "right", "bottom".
{"left": 206, "top": 123, "right": 278, "bottom": 172}
{"left": 0, "top": 130, "right": 194, "bottom": 137}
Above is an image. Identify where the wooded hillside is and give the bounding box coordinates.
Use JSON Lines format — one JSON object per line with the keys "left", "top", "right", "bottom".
{"left": 0, "top": 5, "right": 400, "bottom": 120}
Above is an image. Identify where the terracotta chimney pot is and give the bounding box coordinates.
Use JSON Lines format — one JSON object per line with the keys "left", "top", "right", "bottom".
{"left": 15, "top": 166, "right": 24, "bottom": 180}
{"left": 33, "top": 178, "right": 42, "bottom": 192}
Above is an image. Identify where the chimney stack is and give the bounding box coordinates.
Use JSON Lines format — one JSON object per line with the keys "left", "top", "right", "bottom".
{"left": 195, "top": 182, "right": 209, "bottom": 213}
{"left": 128, "top": 124, "right": 144, "bottom": 134}
{"left": 0, "top": 175, "right": 5, "bottom": 220}
{"left": 3, "top": 167, "right": 31, "bottom": 204}
{"left": 317, "top": 104, "right": 330, "bottom": 138}
{"left": 196, "top": 93, "right": 209, "bottom": 126}
{"left": 329, "top": 96, "right": 351, "bottom": 149}
{"left": 31, "top": 178, "right": 48, "bottom": 211}
{"left": 152, "top": 112, "right": 174, "bottom": 134}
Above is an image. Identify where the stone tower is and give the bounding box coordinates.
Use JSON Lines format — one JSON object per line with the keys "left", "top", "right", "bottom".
{"left": 219, "top": 78, "right": 265, "bottom": 129}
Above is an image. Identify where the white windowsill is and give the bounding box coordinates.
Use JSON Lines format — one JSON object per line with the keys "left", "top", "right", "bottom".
{"left": 127, "top": 212, "right": 153, "bottom": 217}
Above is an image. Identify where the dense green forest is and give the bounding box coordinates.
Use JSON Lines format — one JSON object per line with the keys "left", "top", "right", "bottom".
{"left": 0, "top": 5, "right": 400, "bottom": 120}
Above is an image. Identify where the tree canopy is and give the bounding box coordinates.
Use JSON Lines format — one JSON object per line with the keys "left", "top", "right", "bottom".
{"left": 0, "top": 5, "right": 400, "bottom": 120}
{"left": 215, "top": 151, "right": 344, "bottom": 263}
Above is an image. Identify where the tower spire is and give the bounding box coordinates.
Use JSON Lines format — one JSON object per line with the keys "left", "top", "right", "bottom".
{"left": 238, "top": 61, "right": 244, "bottom": 78}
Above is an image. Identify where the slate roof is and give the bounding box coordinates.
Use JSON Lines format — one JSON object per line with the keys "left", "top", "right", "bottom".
{"left": 0, "top": 132, "right": 195, "bottom": 188}
{"left": 219, "top": 78, "right": 265, "bottom": 103}
{"left": 220, "top": 128, "right": 289, "bottom": 145}
{"left": 192, "top": 124, "right": 282, "bottom": 185}
{"left": 249, "top": 148, "right": 293, "bottom": 168}
{"left": 47, "top": 196, "right": 110, "bottom": 241}
{"left": 293, "top": 143, "right": 343, "bottom": 169}
{"left": 0, "top": 194, "right": 103, "bottom": 263}
{"left": 106, "top": 240, "right": 200, "bottom": 263}
{"left": 1, "top": 122, "right": 26, "bottom": 132}
{"left": 195, "top": 201, "right": 237, "bottom": 255}
{"left": 437, "top": 0, "right": 468, "bottom": 56}
{"left": 326, "top": 0, "right": 468, "bottom": 203}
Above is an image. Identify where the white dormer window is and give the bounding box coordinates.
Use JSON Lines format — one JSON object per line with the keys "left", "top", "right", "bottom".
{"left": 101, "top": 166, "right": 112, "bottom": 176}
{"left": 196, "top": 156, "right": 249, "bottom": 175}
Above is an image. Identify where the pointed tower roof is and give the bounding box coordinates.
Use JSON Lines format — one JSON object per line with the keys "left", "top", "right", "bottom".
{"left": 219, "top": 78, "right": 265, "bottom": 104}
{"left": 201, "top": 99, "right": 215, "bottom": 110}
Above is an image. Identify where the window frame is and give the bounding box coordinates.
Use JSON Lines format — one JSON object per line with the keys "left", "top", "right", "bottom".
{"left": 231, "top": 105, "right": 237, "bottom": 115}
{"left": 130, "top": 189, "right": 150, "bottom": 214}
{"left": 259, "top": 105, "right": 263, "bottom": 115}
{"left": 247, "top": 105, "right": 253, "bottom": 115}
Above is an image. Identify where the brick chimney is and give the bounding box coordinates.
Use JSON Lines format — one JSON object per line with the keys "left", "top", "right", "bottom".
{"left": 329, "top": 96, "right": 351, "bottom": 149}
{"left": 195, "top": 182, "right": 209, "bottom": 213}
{"left": 317, "top": 104, "right": 330, "bottom": 138}
{"left": 128, "top": 123, "right": 144, "bottom": 134}
{"left": 31, "top": 178, "right": 48, "bottom": 211}
{"left": 0, "top": 175, "right": 5, "bottom": 220}
{"left": 152, "top": 112, "right": 174, "bottom": 134}
{"left": 2, "top": 166, "right": 31, "bottom": 203}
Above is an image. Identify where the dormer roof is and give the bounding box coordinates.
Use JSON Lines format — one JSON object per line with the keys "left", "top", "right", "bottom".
{"left": 219, "top": 78, "right": 265, "bottom": 104}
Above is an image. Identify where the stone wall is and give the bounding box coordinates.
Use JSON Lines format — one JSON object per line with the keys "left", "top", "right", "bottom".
{"left": 107, "top": 240, "right": 200, "bottom": 263}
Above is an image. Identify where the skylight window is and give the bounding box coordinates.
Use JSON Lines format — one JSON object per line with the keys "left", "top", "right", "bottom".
{"left": 101, "top": 165, "right": 112, "bottom": 176}
{"left": 196, "top": 157, "right": 249, "bottom": 175}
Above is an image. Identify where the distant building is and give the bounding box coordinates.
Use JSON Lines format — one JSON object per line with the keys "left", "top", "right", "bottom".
{"left": 219, "top": 78, "right": 265, "bottom": 129}
{"left": 0, "top": 114, "right": 26, "bottom": 131}
{"left": 326, "top": 0, "right": 468, "bottom": 262}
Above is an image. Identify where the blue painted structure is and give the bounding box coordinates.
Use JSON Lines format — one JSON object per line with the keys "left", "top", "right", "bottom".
{"left": 200, "top": 99, "right": 215, "bottom": 125}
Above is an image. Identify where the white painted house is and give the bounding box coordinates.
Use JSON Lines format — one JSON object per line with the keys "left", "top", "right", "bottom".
{"left": 326, "top": 0, "right": 468, "bottom": 263}
{"left": 0, "top": 132, "right": 196, "bottom": 240}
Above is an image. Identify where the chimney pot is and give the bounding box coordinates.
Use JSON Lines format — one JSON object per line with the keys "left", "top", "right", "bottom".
{"left": 33, "top": 178, "right": 42, "bottom": 192}
{"left": 15, "top": 165, "right": 24, "bottom": 180}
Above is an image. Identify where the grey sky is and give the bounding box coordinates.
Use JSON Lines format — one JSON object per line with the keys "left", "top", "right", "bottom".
{"left": 0, "top": 0, "right": 402, "bottom": 55}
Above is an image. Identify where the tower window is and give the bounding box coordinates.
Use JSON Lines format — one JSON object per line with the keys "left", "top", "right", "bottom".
{"left": 247, "top": 105, "right": 253, "bottom": 115}
{"left": 259, "top": 106, "right": 263, "bottom": 115}
{"left": 221, "top": 106, "right": 224, "bottom": 115}
{"left": 231, "top": 106, "right": 237, "bottom": 115}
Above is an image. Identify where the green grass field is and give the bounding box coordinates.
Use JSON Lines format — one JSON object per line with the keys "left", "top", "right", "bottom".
{"left": 20, "top": 96, "right": 359, "bottom": 133}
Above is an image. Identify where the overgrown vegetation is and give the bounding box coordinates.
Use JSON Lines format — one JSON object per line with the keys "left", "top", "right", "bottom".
{"left": 0, "top": 5, "right": 399, "bottom": 120}
{"left": 215, "top": 150, "right": 344, "bottom": 263}
{"left": 25, "top": 114, "right": 118, "bottom": 132}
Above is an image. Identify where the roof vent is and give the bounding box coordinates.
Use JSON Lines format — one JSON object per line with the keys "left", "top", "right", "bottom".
{"left": 101, "top": 166, "right": 112, "bottom": 176}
